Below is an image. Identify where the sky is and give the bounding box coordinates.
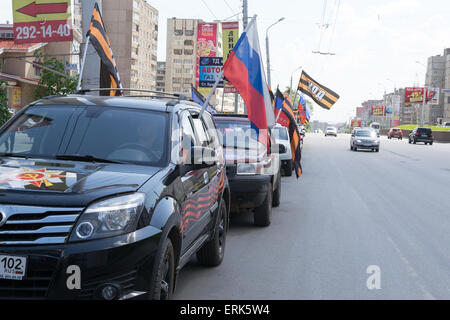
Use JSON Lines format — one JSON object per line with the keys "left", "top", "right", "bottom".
{"left": 2, "top": 0, "right": 450, "bottom": 124}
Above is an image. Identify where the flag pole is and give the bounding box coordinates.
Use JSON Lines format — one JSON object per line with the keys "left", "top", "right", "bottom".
{"left": 199, "top": 15, "right": 258, "bottom": 118}
{"left": 77, "top": 35, "right": 90, "bottom": 91}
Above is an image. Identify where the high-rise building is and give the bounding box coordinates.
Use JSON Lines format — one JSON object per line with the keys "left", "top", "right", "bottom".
{"left": 103, "top": 0, "right": 158, "bottom": 91}
{"left": 443, "top": 49, "right": 450, "bottom": 123}
{"left": 156, "top": 61, "right": 166, "bottom": 92}
{"left": 424, "top": 50, "right": 447, "bottom": 124}
{"left": 165, "top": 18, "right": 201, "bottom": 95}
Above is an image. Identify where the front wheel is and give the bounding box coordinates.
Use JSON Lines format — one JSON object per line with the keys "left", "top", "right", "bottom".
{"left": 149, "top": 238, "right": 175, "bottom": 300}
{"left": 285, "top": 161, "right": 293, "bottom": 177}
{"left": 197, "top": 200, "right": 228, "bottom": 267}
{"left": 272, "top": 174, "right": 281, "bottom": 208}
{"left": 254, "top": 183, "right": 272, "bottom": 227}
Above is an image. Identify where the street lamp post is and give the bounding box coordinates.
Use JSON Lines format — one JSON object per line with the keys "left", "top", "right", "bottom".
{"left": 290, "top": 65, "right": 302, "bottom": 95}
{"left": 415, "top": 61, "right": 427, "bottom": 127}
{"left": 265, "top": 17, "right": 285, "bottom": 89}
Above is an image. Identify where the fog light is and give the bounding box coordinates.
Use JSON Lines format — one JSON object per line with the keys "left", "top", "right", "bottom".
{"left": 76, "top": 222, "right": 94, "bottom": 239}
{"left": 100, "top": 284, "right": 120, "bottom": 300}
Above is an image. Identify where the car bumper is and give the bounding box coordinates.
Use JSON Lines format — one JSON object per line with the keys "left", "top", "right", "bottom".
{"left": 227, "top": 174, "right": 271, "bottom": 211}
{"left": 0, "top": 226, "right": 161, "bottom": 300}
{"left": 354, "top": 143, "right": 379, "bottom": 149}
{"left": 413, "top": 137, "right": 433, "bottom": 143}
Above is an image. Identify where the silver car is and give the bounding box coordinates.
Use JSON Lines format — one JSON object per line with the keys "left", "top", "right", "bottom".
{"left": 350, "top": 128, "right": 380, "bottom": 152}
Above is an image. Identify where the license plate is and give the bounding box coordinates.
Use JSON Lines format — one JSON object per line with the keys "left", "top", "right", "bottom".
{"left": 421, "top": 135, "right": 427, "bottom": 137}
{"left": 0, "top": 254, "right": 27, "bottom": 280}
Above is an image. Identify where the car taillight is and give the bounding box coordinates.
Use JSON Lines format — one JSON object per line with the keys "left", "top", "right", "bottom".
{"left": 415, "top": 132, "right": 419, "bottom": 136}
{"left": 430, "top": 133, "right": 433, "bottom": 137}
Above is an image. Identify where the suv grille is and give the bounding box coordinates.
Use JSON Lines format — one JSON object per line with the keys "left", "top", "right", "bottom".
{"left": 0, "top": 205, "right": 83, "bottom": 245}
{"left": 0, "top": 254, "right": 59, "bottom": 300}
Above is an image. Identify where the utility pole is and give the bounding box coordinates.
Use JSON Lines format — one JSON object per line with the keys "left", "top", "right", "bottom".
{"left": 236, "top": 0, "right": 248, "bottom": 114}
{"left": 81, "top": 0, "right": 102, "bottom": 91}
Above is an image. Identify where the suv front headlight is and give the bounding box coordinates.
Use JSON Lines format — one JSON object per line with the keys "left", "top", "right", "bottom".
{"left": 69, "top": 193, "right": 145, "bottom": 242}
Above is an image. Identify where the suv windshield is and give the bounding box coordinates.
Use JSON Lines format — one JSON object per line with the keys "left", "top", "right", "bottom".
{"left": 355, "top": 130, "right": 376, "bottom": 138}
{"left": 273, "top": 127, "right": 289, "bottom": 141}
{"left": 0, "top": 105, "right": 169, "bottom": 166}
{"left": 215, "top": 120, "right": 261, "bottom": 150}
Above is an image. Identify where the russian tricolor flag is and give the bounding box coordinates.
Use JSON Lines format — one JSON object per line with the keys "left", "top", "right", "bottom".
{"left": 223, "top": 16, "right": 275, "bottom": 149}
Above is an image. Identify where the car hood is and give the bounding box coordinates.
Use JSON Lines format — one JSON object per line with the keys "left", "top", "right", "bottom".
{"left": 0, "top": 157, "right": 161, "bottom": 206}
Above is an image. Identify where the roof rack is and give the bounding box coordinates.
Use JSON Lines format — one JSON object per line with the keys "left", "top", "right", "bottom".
{"left": 74, "top": 88, "right": 190, "bottom": 101}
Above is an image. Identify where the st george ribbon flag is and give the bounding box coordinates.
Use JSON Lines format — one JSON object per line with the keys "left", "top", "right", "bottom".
{"left": 86, "top": 3, "right": 122, "bottom": 96}
{"left": 298, "top": 71, "right": 339, "bottom": 110}
{"left": 223, "top": 16, "right": 275, "bottom": 149}
{"left": 279, "top": 94, "right": 303, "bottom": 179}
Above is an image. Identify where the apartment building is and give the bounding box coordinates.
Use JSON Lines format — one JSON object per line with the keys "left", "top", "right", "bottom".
{"left": 165, "top": 18, "right": 200, "bottom": 95}
{"left": 156, "top": 61, "right": 166, "bottom": 92}
{"left": 103, "top": 0, "right": 158, "bottom": 91}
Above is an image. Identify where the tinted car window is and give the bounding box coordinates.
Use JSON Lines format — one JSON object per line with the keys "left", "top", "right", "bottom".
{"left": 0, "top": 106, "right": 77, "bottom": 156}
{"left": 0, "top": 105, "right": 169, "bottom": 166}
{"left": 417, "top": 128, "right": 432, "bottom": 134}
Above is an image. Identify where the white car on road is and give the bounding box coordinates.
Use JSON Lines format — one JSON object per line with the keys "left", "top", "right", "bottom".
{"left": 273, "top": 125, "right": 293, "bottom": 176}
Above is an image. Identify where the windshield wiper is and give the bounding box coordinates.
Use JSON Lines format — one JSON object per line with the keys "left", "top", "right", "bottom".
{"left": 55, "top": 154, "right": 123, "bottom": 164}
{"left": 0, "top": 153, "right": 31, "bottom": 159}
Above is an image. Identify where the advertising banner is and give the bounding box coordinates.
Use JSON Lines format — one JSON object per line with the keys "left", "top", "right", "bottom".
{"left": 372, "top": 105, "right": 385, "bottom": 116}
{"left": 11, "top": 86, "right": 22, "bottom": 108}
{"left": 199, "top": 57, "right": 224, "bottom": 88}
{"left": 351, "top": 120, "right": 362, "bottom": 128}
{"left": 405, "top": 87, "right": 425, "bottom": 104}
{"left": 428, "top": 87, "right": 440, "bottom": 105}
{"left": 222, "top": 21, "right": 239, "bottom": 94}
{"left": 13, "top": 0, "right": 72, "bottom": 44}
{"left": 196, "top": 22, "right": 218, "bottom": 96}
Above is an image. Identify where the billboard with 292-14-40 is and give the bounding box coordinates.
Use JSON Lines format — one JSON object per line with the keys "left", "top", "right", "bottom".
{"left": 13, "top": 0, "right": 73, "bottom": 44}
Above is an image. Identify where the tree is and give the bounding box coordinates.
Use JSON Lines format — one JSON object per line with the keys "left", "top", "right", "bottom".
{"left": 0, "top": 81, "right": 11, "bottom": 127}
{"left": 34, "top": 53, "right": 78, "bottom": 99}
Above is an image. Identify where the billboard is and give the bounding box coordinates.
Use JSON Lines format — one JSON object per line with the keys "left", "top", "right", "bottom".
{"left": 13, "top": 0, "right": 72, "bottom": 44}
{"left": 351, "top": 120, "right": 362, "bottom": 128}
{"left": 222, "top": 21, "right": 239, "bottom": 94}
{"left": 404, "top": 87, "right": 438, "bottom": 104}
{"left": 196, "top": 22, "right": 218, "bottom": 96}
{"left": 372, "top": 105, "right": 385, "bottom": 116}
{"left": 199, "top": 57, "right": 224, "bottom": 88}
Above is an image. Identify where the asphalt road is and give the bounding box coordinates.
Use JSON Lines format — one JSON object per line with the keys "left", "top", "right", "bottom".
{"left": 174, "top": 133, "right": 450, "bottom": 300}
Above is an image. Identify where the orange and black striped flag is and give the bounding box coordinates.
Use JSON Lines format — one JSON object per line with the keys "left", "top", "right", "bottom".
{"left": 280, "top": 94, "right": 303, "bottom": 179}
{"left": 87, "top": 3, "right": 122, "bottom": 96}
{"left": 298, "top": 71, "right": 339, "bottom": 110}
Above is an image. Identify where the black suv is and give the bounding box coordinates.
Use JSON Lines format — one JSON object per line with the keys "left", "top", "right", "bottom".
{"left": 409, "top": 127, "right": 434, "bottom": 145}
{"left": 213, "top": 115, "right": 284, "bottom": 227}
{"left": 0, "top": 93, "right": 230, "bottom": 300}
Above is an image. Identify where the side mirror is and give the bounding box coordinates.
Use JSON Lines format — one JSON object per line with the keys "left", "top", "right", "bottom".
{"left": 273, "top": 143, "right": 287, "bottom": 154}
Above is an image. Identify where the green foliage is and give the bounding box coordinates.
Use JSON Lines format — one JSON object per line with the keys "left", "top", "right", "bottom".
{"left": 34, "top": 54, "right": 78, "bottom": 99}
{"left": 0, "top": 81, "right": 11, "bottom": 127}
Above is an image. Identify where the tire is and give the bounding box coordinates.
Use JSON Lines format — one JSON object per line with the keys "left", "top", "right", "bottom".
{"left": 254, "top": 183, "right": 272, "bottom": 227}
{"left": 197, "top": 200, "right": 227, "bottom": 267}
{"left": 376, "top": 148, "right": 380, "bottom": 152}
{"left": 413, "top": 140, "right": 417, "bottom": 144}
{"left": 272, "top": 174, "right": 281, "bottom": 208}
{"left": 285, "top": 161, "right": 293, "bottom": 177}
{"left": 149, "top": 238, "right": 175, "bottom": 300}
{"left": 430, "top": 142, "right": 433, "bottom": 146}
